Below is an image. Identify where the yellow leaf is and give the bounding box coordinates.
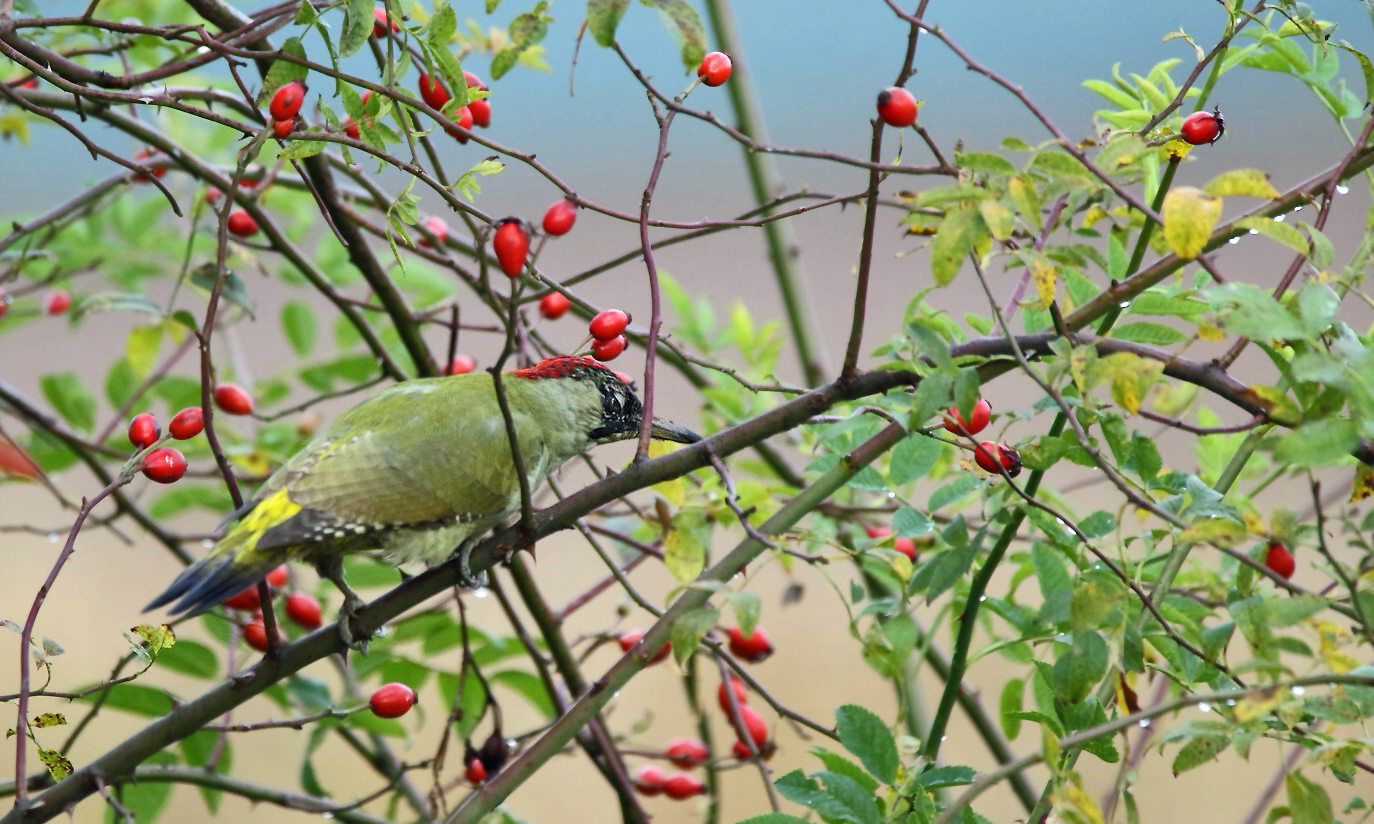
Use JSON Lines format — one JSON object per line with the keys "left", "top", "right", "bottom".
{"left": 1162, "top": 186, "right": 1222, "bottom": 260}
{"left": 1233, "top": 686, "right": 1284, "bottom": 722}
{"left": 978, "top": 199, "right": 1015, "bottom": 241}
{"left": 1203, "top": 169, "right": 1281, "bottom": 199}
{"left": 1031, "top": 257, "right": 1057, "bottom": 307}
{"left": 1196, "top": 321, "right": 1226, "bottom": 341}
{"left": 1082, "top": 205, "right": 1109, "bottom": 229}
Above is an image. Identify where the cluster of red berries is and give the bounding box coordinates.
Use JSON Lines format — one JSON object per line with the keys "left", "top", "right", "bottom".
{"left": 489, "top": 198, "right": 579, "bottom": 280}
{"left": 222, "top": 566, "right": 329, "bottom": 651}
{"left": 939, "top": 398, "right": 1022, "bottom": 478}
{"left": 618, "top": 627, "right": 671, "bottom": 664}
{"left": 589, "top": 309, "right": 629, "bottom": 362}
{"left": 129, "top": 407, "right": 205, "bottom": 484}
{"left": 267, "top": 81, "right": 305, "bottom": 141}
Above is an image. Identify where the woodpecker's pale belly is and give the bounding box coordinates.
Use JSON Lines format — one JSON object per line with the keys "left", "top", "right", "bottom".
{"left": 379, "top": 520, "right": 492, "bottom": 567}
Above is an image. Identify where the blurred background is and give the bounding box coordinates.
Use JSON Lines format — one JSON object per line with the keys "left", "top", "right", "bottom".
{"left": 3, "top": 0, "right": 1374, "bottom": 821}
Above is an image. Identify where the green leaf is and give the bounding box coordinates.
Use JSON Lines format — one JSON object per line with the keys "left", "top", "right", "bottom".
{"left": 339, "top": 0, "right": 374, "bottom": 58}
{"left": 736, "top": 816, "right": 811, "bottom": 824}
{"left": 281, "top": 301, "right": 317, "bottom": 356}
{"left": 80, "top": 683, "right": 174, "bottom": 717}
{"left": 930, "top": 207, "right": 987, "bottom": 285}
{"left": 155, "top": 640, "right": 219, "bottom": 678}
{"left": 664, "top": 524, "right": 705, "bottom": 582}
{"left": 104, "top": 751, "right": 175, "bottom": 823}
{"left": 1171, "top": 734, "right": 1228, "bottom": 775}
{"left": 956, "top": 151, "right": 1018, "bottom": 177}
{"left": 727, "top": 591, "right": 761, "bottom": 640}
{"left": 999, "top": 678, "right": 1024, "bottom": 739}
{"left": 641, "top": 0, "right": 706, "bottom": 71}
{"left": 278, "top": 140, "right": 326, "bottom": 161}
{"left": 488, "top": 669, "right": 555, "bottom": 717}
{"left": 891, "top": 506, "right": 933, "bottom": 538}
{"left": 1033, "top": 543, "right": 1073, "bottom": 625}
{"left": 913, "top": 765, "right": 976, "bottom": 788}
{"left": 1204, "top": 283, "right": 1305, "bottom": 341}
{"left": 40, "top": 372, "right": 97, "bottom": 432}
{"left": 190, "top": 265, "right": 255, "bottom": 320}
{"left": 1273, "top": 418, "right": 1357, "bottom": 467}
{"left": 1162, "top": 186, "right": 1221, "bottom": 260}
{"left": 670, "top": 607, "right": 718, "bottom": 666}
{"left": 126, "top": 323, "right": 163, "bottom": 379}
{"left": 888, "top": 437, "right": 941, "bottom": 486}
{"left": 1111, "top": 321, "right": 1189, "bottom": 345}
{"left": 1286, "top": 772, "right": 1334, "bottom": 824}
{"left": 809, "top": 748, "right": 879, "bottom": 795}
{"left": 1051, "top": 631, "right": 1109, "bottom": 703}
{"left": 834, "top": 704, "right": 898, "bottom": 785}
{"left": 259, "top": 37, "right": 309, "bottom": 105}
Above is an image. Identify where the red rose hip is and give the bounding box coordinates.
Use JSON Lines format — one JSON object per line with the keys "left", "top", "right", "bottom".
{"left": 542, "top": 198, "right": 577, "bottom": 236}
{"left": 169, "top": 407, "right": 204, "bottom": 439}
{"left": 369, "top": 683, "right": 417, "bottom": 718}
{"left": 371, "top": 6, "right": 397, "bottom": 37}
{"left": 717, "top": 676, "right": 748, "bottom": 712}
{"left": 465, "top": 758, "right": 488, "bottom": 785}
{"left": 697, "top": 52, "right": 732, "bottom": 87}
{"left": 266, "top": 564, "right": 290, "bottom": 589}
{"left": 943, "top": 398, "right": 992, "bottom": 436}
{"left": 418, "top": 215, "right": 449, "bottom": 248}
{"left": 417, "top": 71, "right": 451, "bottom": 110}
{"left": 227, "top": 209, "right": 258, "bottom": 238}
{"left": 730, "top": 704, "right": 768, "bottom": 750}
{"left": 128, "top": 412, "right": 160, "bottom": 450}
{"left": 727, "top": 626, "right": 773, "bottom": 662}
{"left": 667, "top": 738, "right": 709, "bottom": 768}
{"left": 468, "top": 97, "right": 491, "bottom": 127}
{"left": 539, "top": 291, "right": 572, "bottom": 320}
{"left": 141, "top": 447, "right": 186, "bottom": 484}
{"left": 45, "top": 291, "right": 71, "bottom": 315}
{"left": 1265, "top": 542, "right": 1295, "bottom": 579}
{"left": 492, "top": 220, "right": 528, "bottom": 278}
{"left": 446, "top": 354, "right": 476, "bottom": 375}
{"left": 269, "top": 81, "right": 305, "bottom": 121}
{"left": 591, "top": 335, "right": 626, "bottom": 362}
{"left": 285, "top": 592, "right": 322, "bottom": 629}
{"left": 664, "top": 773, "right": 705, "bottom": 800}
{"left": 214, "top": 383, "right": 255, "bottom": 415}
{"left": 243, "top": 621, "right": 270, "bottom": 652}
{"left": 634, "top": 765, "right": 666, "bottom": 796}
{"left": 1181, "top": 108, "right": 1224, "bottom": 146}
{"left": 589, "top": 309, "right": 630, "bottom": 341}
{"left": 877, "top": 86, "right": 918, "bottom": 128}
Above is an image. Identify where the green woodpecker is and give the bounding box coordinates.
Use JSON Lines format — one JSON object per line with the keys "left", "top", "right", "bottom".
{"left": 146, "top": 356, "right": 700, "bottom": 644}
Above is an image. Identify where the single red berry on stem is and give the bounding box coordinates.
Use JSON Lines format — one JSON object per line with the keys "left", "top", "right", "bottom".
{"left": 45, "top": 291, "right": 71, "bottom": 315}
{"left": 205, "top": 186, "right": 223, "bottom": 204}
{"left": 876, "top": 87, "right": 918, "bottom": 127}
{"left": 468, "top": 98, "right": 491, "bottom": 127}
{"left": 492, "top": 220, "right": 529, "bottom": 278}
{"left": 542, "top": 198, "right": 577, "bottom": 236}
{"left": 589, "top": 309, "right": 630, "bottom": 341}
{"left": 214, "top": 383, "right": 255, "bottom": 415}
{"left": 666, "top": 738, "right": 709, "bottom": 768}
{"left": 618, "top": 628, "right": 670, "bottom": 664}
{"left": 591, "top": 335, "right": 627, "bottom": 362}
{"left": 369, "top": 683, "right": 417, "bottom": 718}
{"left": 141, "top": 447, "right": 186, "bottom": 484}
{"left": 732, "top": 739, "right": 754, "bottom": 760}
{"left": 343, "top": 119, "right": 360, "bottom": 139}
{"left": 465, "top": 759, "right": 488, "bottom": 785}
{"left": 269, "top": 81, "right": 305, "bottom": 121}
{"left": 1181, "top": 107, "right": 1224, "bottom": 146}
{"left": 633, "top": 765, "right": 666, "bottom": 796}
{"left": 169, "top": 407, "right": 204, "bottom": 440}
{"left": 271, "top": 119, "right": 293, "bottom": 139}
{"left": 418, "top": 71, "right": 451, "bottom": 110}
{"left": 227, "top": 210, "right": 259, "bottom": 238}
{"left": 540, "top": 292, "right": 572, "bottom": 320}
{"left": 133, "top": 149, "right": 166, "bottom": 181}
{"left": 463, "top": 71, "right": 486, "bottom": 90}
{"left": 418, "top": 215, "right": 449, "bottom": 248}
{"left": 718, "top": 676, "right": 749, "bottom": 713}
{"left": 285, "top": 592, "right": 323, "bottom": 629}
{"left": 943, "top": 398, "right": 992, "bottom": 436}
{"left": 266, "top": 564, "right": 290, "bottom": 589}
{"left": 697, "top": 51, "right": 732, "bottom": 87}
{"left": 727, "top": 626, "right": 774, "bottom": 662}
{"left": 1265, "top": 542, "right": 1295, "bottom": 579}
{"left": 446, "top": 354, "right": 476, "bottom": 375}
{"left": 866, "top": 525, "right": 917, "bottom": 560}
{"left": 128, "top": 413, "right": 160, "bottom": 450}
{"left": 664, "top": 773, "right": 705, "bottom": 800}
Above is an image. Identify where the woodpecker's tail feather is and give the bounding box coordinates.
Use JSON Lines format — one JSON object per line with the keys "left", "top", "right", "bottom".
{"left": 144, "top": 554, "right": 279, "bottom": 617}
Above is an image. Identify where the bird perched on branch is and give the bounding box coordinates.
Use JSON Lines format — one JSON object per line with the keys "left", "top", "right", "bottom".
{"left": 146, "top": 355, "right": 701, "bottom": 647}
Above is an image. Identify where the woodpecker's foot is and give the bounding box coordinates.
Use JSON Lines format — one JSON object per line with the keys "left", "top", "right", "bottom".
{"left": 336, "top": 594, "right": 369, "bottom": 656}
{"left": 457, "top": 546, "right": 487, "bottom": 589}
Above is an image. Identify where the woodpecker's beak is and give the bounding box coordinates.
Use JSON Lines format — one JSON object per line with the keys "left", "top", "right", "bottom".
{"left": 650, "top": 418, "right": 702, "bottom": 444}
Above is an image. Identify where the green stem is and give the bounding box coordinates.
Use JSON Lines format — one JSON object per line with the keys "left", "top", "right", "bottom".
{"left": 702, "top": 0, "right": 827, "bottom": 386}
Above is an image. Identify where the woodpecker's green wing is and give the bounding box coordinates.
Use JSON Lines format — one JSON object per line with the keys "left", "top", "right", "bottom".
{"left": 146, "top": 376, "right": 550, "bottom": 616}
